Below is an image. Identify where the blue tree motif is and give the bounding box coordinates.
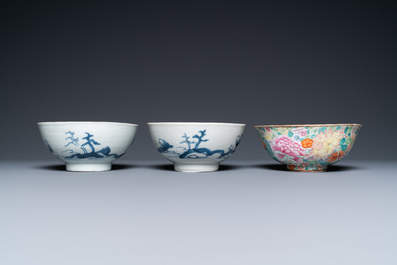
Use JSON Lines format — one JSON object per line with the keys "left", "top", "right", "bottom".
{"left": 81, "top": 133, "right": 101, "bottom": 153}
{"left": 62, "top": 131, "right": 124, "bottom": 159}
{"left": 64, "top": 131, "right": 79, "bottom": 147}
{"left": 180, "top": 129, "right": 229, "bottom": 159}
{"left": 180, "top": 133, "right": 195, "bottom": 150}
{"left": 193, "top": 130, "right": 209, "bottom": 149}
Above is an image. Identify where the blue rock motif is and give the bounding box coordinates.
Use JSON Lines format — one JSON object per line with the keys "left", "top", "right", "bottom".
{"left": 45, "top": 131, "right": 124, "bottom": 159}
{"left": 158, "top": 129, "right": 242, "bottom": 159}
{"left": 45, "top": 140, "right": 54, "bottom": 153}
{"left": 157, "top": 139, "right": 174, "bottom": 153}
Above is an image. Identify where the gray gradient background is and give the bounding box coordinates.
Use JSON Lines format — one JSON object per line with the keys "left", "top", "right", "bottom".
{"left": 1, "top": 1, "right": 396, "bottom": 161}
{"left": 1, "top": 2, "right": 397, "bottom": 264}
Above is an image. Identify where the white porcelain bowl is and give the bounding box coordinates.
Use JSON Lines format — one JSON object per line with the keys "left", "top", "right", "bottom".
{"left": 148, "top": 122, "right": 245, "bottom": 172}
{"left": 38, "top": 122, "right": 138, "bottom": 171}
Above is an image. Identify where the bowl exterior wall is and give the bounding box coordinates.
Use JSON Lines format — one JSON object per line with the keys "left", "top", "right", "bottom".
{"left": 148, "top": 123, "right": 245, "bottom": 164}
{"left": 38, "top": 123, "right": 138, "bottom": 164}
{"left": 256, "top": 125, "right": 361, "bottom": 167}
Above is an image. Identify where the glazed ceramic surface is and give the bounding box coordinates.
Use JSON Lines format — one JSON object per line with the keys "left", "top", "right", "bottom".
{"left": 38, "top": 122, "right": 138, "bottom": 171}
{"left": 255, "top": 124, "right": 362, "bottom": 172}
{"left": 148, "top": 122, "right": 245, "bottom": 172}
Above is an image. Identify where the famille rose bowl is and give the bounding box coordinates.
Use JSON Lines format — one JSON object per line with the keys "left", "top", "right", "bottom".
{"left": 255, "top": 124, "right": 362, "bottom": 172}
{"left": 148, "top": 122, "right": 245, "bottom": 172}
{"left": 38, "top": 122, "right": 138, "bottom": 172}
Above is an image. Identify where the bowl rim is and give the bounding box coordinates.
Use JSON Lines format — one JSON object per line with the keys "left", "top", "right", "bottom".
{"left": 37, "top": 121, "right": 138, "bottom": 127}
{"left": 254, "top": 123, "right": 362, "bottom": 128}
{"left": 148, "top": 122, "right": 246, "bottom": 126}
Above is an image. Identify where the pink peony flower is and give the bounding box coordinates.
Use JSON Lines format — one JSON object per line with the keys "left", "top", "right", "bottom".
{"left": 271, "top": 136, "right": 305, "bottom": 163}
{"left": 292, "top": 127, "right": 308, "bottom": 137}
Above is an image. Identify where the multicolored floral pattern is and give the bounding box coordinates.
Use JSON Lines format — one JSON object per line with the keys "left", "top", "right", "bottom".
{"left": 256, "top": 125, "right": 361, "bottom": 171}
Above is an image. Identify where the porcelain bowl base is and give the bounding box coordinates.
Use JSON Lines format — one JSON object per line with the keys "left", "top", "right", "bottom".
{"left": 287, "top": 164, "right": 327, "bottom": 172}
{"left": 66, "top": 163, "right": 112, "bottom": 172}
{"left": 174, "top": 163, "right": 219, "bottom": 173}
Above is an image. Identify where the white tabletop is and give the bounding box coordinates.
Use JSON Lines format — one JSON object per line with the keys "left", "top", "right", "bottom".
{"left": 1, "top": 160, "right": 396, "bottom": 265}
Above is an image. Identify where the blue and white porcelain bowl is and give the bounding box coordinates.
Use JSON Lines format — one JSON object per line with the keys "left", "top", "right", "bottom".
{"left": 38, "top": 121, "right": 138, "bottom": 171}
{"left": 148, "top": 122, "right": 245, "bottom": 172}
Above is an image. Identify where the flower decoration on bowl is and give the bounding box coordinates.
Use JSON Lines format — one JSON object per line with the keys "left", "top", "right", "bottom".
{"left": 255, "top": 124, "right": 362, "bottom": 172}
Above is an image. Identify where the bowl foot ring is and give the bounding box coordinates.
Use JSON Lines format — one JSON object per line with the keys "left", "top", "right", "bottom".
{"left": 287, "top": 165, "right": 327, "bottom": 172}
{"left": 174, "top": 163, "right": 219, "bottom": 173}
{"left": 66, "top": 163, "right": 112, "bottom": 172}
